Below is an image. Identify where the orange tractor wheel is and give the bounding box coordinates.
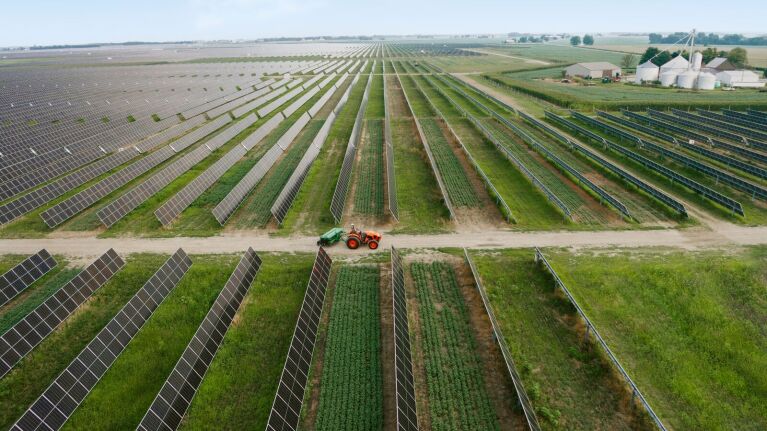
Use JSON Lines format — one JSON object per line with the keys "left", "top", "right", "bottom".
{"left": 346, "top": 237, "right": 360, "bottom": 249}
{"left": 368, "top": 240, "right": 379, "bottom": 250}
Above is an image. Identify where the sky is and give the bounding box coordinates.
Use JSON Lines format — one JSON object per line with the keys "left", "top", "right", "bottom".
{"left": 2, "top": 0, "right": 765, "bottom": 47}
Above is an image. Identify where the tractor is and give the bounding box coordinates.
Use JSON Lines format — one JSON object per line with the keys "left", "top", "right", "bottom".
{"left": 317, "top": 225, "right": 382, "bottom": 250}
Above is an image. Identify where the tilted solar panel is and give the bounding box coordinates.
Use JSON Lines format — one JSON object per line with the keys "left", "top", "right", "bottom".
{"left": 137, "top": 248, "right": 261, "bottom": 431}
{"left": 0, "top": 249, "right": 57, "bottom": 307}
{"left": 0, "top": 249, "right": 125, "bottom": 378}
{"left": 265, "top": 247, "right": 331, "bottom": 431}
{"left": 11, "top": 249, "right": 191, "bottom": 431}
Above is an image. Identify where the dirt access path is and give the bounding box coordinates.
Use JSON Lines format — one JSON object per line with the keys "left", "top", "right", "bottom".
{"left": 4, "top": 222, "right": 767, "bottom": 258}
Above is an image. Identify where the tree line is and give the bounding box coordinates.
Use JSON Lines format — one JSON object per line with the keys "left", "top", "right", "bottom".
{"left": 649, "top": 32, "right": 767, "bottom": 47}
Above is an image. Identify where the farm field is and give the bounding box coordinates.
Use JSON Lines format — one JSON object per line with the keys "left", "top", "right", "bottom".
{"left": 471, "top": 249, "right": 652, "bottom": 430}
{"left": 312, "top": 265, "right": 383, "bottom": 430}
{"left": 545, "top": 246, "right": 767, "bottom": 430}
{"left": 2, "top": 30, "right": 767, "bottom": 431}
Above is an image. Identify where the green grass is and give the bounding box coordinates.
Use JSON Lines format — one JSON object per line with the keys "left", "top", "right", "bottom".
{"left": 181, "top": 253, "right": 312, "bottom": 430}
{"left": 411, "top": 261, "right": 498, "bottom": 431}
{"left": 233, "top": 119, "right": 324, "bottom": 228}
{"left": 546, "top": 246, "right": 767, "bottom": 430}
{"left": 0, "top": 254, "right": 167, "bottom": 430}
{"left": 365, "top": 72, "right": 384, "bottom": 119}
{"left": 390, "top": 118, "right": 450, "bottom": 233}
{"left": 353, "top": 120, "right": 385, "bottom": 216}
{"left": 486, "top": 44, "right": 627, "bottom": 65}
{"left": 63, "top": 253, "right": 240, "bottom": 430}
{"left": 315, "top": 265, "right": 382, "bottom": 431}
{"left": 448, "top": 118, "right": 567, "bottom": 229}
{"left": 471, "top": 250, "right": 650, "bottom": 430}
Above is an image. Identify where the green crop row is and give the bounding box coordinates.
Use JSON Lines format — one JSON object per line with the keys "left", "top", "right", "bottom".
{"left": 411, "top": 262, "right": 498, "bottom": 431}
{"left": 315, "top": 265, "right": 383, "bottom": 431}
{"left": 419, "top": 119, "right": 480, "bottom": 207}
{"left": 353, "top": 120, "right": 385, "bottom": 216}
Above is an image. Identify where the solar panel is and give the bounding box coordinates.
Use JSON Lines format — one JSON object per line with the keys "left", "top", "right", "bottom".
{"left": 266, "top": 247, "right": 332, "bottom": 431}
{"left": 232, "top": 86, "right": 287, "bottom": 119}
{"left": 257, "top": 87, "right": 304, "bottom": 118}
{"left": 391, "top": 246, "right": 419, "bottom": 431}
{"left": 0, "top": 249, "right": 124, "bottom": 378}
{"left": 40, "top": 116, "right": 231, "bottom": 228}
{"left": 212, "top": 114, "right": 311, "bottom": 225}
{"left": 282, "top": 87, "right": 320, "bottom": 118}
{"left": 11, "top": 249, "right": 191, "bottom": 431}
{"left": 330, "top": 72, "right": 373, "bottom": 223}
{"left": 137, "top": 248, "right": 261, "bottom": 431}
{"left": 382, "top": 75, "right": 399, "bottom": 221}
{"left": 0, "top": 249, "right": 57, "bottom": 307}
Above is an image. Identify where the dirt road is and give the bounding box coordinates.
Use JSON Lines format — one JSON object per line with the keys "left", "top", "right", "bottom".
{"left": 1, "top": 223, "right": 765, "bottom": 258}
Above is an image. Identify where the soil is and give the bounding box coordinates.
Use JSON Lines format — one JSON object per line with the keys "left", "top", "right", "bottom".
{"left": 447, "top": 255, "right": 527, "bottom": 430}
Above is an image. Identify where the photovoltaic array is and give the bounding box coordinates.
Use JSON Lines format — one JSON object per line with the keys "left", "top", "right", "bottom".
{"left": 266, "top": 247, "right": 332, "bottom": 431}
{"left": 390, "top": 246, "right": 418, "bottom": 431}
{"left": 0, "top": 249, "right": 57, "bottom": 307}
{"left": 11, "top": 249, "right": 192, "bottom": 431}
{"left": 39, "top": 116, "right": 229, "bottom": 228}
{"left": 137, "top": 248, "right": 261, "bottom": 431}
{"left": 0, "top": 249, "right": 125, "bottom": 378}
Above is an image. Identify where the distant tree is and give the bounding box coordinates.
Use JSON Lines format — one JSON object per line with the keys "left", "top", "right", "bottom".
{"left": 621, "top": 54, "right": 638, "bottom": 69}
{"left": 701, "top": 47, "right": 721, "bottom": 64}
{"left": 640, "top": 47, "right": 661, "bottom": 64}
{"left": 570, "top": 36, "right": 581, "bottom": 46}
{"left": 727, "top": 47, "right": 748, "bottom": 67}
{"left": 583, "top": 34, "right": 595, "bottom": 45}
{"left": 519, "top": 36, "right": 528, "bottom": 43}
{"left": 655, "top": 51, "right": 672, "bottom": 66}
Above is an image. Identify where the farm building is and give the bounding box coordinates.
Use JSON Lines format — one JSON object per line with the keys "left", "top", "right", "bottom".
{"left": 564, "top": 62, "right": 621, "bottom": 79}
{"left": 717, "top": 70, "right": 765, "bottom": 88}
{"left": 704, "top": 57, "right": 736, "bottom": 73}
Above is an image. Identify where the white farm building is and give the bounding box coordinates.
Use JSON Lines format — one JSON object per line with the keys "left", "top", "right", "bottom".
{"left": 564, "top": 62, "right": 621, "bottom": 79}
{"left": 717, "top": 70, "right": 765, "bottom": 88}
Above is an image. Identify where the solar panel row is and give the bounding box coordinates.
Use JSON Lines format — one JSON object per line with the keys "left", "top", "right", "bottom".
{"left": 39, "top": 116, "right": 231, "bottom": 228}
{"left": 330, "top": 71, "right": 374, "bottom": 223}
{"left": 232, "top": 85, "right": 287, "bottom": 119}
{"left": 153, "top": 113, "right": 273, "bottom": 226}
{"left": 258, "top": 86, "right": 305, "bottom": 118}
{"left": 382, "top": 71, "right": 399, "bottom": 221}
{"left": 211, "top": 117, "right": 300, "bottom": 225}
{"left": 0, "top": 249, "right": 125, "bottom": 378}
{"left": 281, "top": 87, "right": 320, "bottom": 119}
{"left": 0, "top": 249, "right": 57, "bottom": 308}
{"left": 137, "top": 248, "right": 261, "bottom": 431}
{"left": 269, "top": 73, "right": 350, "bottom": 224}
{"left": 266, "top": 247, "right": 332, "bottom": 431}
{"left": 11, "top": 249, "right": 191, "bottom": 431}
{"left": 205, "top": 86, "right": 272, "bottom": 119}
{"left": 391, "top": 246, "right": 419, "bottom": 431}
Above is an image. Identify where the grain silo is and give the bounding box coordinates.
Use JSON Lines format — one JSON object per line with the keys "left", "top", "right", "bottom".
{"left": 635, "top": 61, "right": 660, "bottom": 83}
{"left": 677, "top": 70, "right": 698, "bottom": 88}
{"left": 660, "top": 71, "right": 679, "bottom": 87}
{"left": 696, "top": 72, "right": 716, "bottom": 90}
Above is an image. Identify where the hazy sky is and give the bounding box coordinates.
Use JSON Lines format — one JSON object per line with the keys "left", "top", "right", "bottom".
{"left": 2, "top": 0, "right": 764, "bottom": 46}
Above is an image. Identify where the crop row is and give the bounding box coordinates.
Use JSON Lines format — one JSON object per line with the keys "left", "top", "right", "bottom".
{"left": 353, "top": 120, "right": 385, "bottom": 216}
{"left": 419, "top": 119, "right": 480, "bottom": 207}
{"left": 315, "top": 265, "right": 383, "bottom": 431}
{"left": 411, "top": 261, "right": 498, "bottom": 431}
